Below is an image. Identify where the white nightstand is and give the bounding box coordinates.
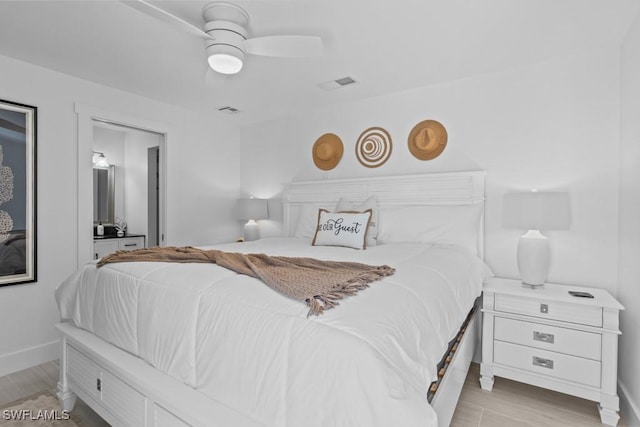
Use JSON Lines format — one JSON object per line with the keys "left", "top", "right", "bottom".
{"left": 480, "top": 277, "right": 624, "bottom": 426}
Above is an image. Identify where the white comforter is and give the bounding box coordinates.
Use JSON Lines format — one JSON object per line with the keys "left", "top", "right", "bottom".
{"left": 56, "top": 238, "right": 490, "bottom": 427}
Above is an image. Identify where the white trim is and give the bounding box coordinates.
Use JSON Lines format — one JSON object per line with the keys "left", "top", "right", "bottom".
{"left": 75, "top": 103, "right": 169, "bottom": 268}
{"left": 0, "top": 340, "right": 59, "bottom": 377}
{"left": 619, "top": 380, "right": 640, "bottom": 427}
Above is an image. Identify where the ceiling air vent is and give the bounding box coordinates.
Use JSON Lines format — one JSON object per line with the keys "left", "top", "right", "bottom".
{"left": 317, "top": 76, "right": 358, "bottom": 91}
{"left": 218, "top": 106, "right": 241, "bottom": 114}
{"left": 335, "top": 76, "right": 356, "bottom": 86}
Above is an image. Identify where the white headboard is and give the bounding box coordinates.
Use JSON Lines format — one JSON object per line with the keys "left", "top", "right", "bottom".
{"left": 284, "top": 171, "right": 487, "bottom": 257}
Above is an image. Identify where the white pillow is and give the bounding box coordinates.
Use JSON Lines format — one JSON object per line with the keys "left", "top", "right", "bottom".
{"left": 294, "top": 204, "right": 327, "bottom": 240}
{"left": 312, "top": 209, "right": 372, "bottom": 250}
{"left": 376, "top": 204, "right": 483, "bottom": 253}
{"left": 335, "top": 195, "right": 379, "bottom": 247}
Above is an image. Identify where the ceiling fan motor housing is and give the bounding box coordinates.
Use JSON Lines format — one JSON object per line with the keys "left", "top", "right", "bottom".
{"left": 202, "top": 1, "right": 250, "bottom": 26}
{"left": 203, "top": 2, "right": 251, "bottom": 73}
{"left": 204, "top": 20, "right": 248, "bottom": 55}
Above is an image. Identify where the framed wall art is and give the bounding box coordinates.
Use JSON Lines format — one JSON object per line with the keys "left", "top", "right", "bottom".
{"left": 0, "top": 99, "right": 37, "bottom": 286}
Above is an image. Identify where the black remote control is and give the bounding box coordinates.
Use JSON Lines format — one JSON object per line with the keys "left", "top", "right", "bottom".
{"left": 568, "top": 291, "right": 594, "bottom": 298}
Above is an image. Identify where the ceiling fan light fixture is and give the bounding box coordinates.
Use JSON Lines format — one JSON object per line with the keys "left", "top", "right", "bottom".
{"left": 127, "top": 1, "right": 323, "bottom": 76}
{"left": 207, "top": 44, "right": 244, "bottom": 74}
{"left": 208, "top": 53, "right": 243, "bottom": 74}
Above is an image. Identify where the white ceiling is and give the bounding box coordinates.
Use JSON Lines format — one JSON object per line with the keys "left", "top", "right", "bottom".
{"left": 0, "top": 0, "right": 638, "bottom": 124}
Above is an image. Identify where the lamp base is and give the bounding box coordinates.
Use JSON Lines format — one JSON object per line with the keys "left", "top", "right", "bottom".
{"left": 243, "top": 220, "right": 260, "bottom": 242}
{"left": 517, "top": 230, "right": 550, "bottom": 287}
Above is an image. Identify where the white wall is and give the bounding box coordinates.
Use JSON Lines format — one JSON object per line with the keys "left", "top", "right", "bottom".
{"left": 166, "top": 112, "right": 243, "bottom": 246}
{"left": 0, "top": 53, "right": 242, "bottom": 376}
{"left": 617, "top": 13, "right": 640, "bottom": 426}
{"left": 241, "top": 46, "right": 621, "bottom": 292}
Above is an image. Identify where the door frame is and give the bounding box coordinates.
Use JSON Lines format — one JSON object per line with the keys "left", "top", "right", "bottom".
{"left": 75, "top": 103, "right": 169, "bottom": 268}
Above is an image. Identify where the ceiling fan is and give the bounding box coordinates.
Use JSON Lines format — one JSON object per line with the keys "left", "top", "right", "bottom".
{"left": 123, "top": 0, "right": 323, "bottom": 75}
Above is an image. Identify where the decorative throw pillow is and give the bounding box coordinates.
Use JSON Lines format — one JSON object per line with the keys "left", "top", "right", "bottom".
{"left": 312, "top": 209, "right": 372, "bottom": 250}
{"left": 335, "top": 195, "right": 379, "bottom": 247}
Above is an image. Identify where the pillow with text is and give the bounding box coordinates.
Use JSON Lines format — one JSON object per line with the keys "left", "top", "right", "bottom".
{"left": 312, "top": 209, "right": 372, "bottom": 250}
{"left": 335, "top": 195, "right": 379, "bottom": 247}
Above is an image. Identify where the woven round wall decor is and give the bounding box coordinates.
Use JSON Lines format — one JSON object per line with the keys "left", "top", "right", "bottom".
{"left": 355, "top": 127, "right": 392, "bottom": 168}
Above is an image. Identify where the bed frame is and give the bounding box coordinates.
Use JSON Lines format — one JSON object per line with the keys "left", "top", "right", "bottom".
{"left": 57, "top": 171, "right": 486, "bottom": 427}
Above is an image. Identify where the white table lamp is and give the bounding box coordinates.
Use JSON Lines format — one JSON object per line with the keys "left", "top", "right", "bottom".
{"left": 503, "top": 190, "right": 570, "bottom": 287}
{"left": 237, "top": 198, "right": 268, "bottom": 241}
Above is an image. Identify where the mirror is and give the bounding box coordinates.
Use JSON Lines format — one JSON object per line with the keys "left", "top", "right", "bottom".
{"left": 93, "top": 165, "right": 115, "bottom": 224}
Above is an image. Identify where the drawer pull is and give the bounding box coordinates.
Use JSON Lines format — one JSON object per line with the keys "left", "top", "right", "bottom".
{"left": 533, "top": 331, "right": 555, "bottom": 344}
{"left": 124, "top": 243, "right": 138, "bottom": 247}
{"left": 532, "top": 356, "right": 554, "bottom": 369}
{"left": 97, "top": 378, "right": 102, "bottom": 392}
{"left": 540, "top": 303, "right": 548, "bottom": 313}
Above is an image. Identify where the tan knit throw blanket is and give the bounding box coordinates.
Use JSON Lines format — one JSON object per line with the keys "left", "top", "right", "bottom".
{"left": 97, "top": 246, "right": 395, "bottom": 315}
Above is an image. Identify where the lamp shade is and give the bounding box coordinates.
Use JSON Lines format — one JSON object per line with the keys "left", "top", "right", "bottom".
{"left": 502, "top": 191, "right": 570, "bottom": 230}
{"left": 237, "top": 198, "right": 268, "bottom": 221}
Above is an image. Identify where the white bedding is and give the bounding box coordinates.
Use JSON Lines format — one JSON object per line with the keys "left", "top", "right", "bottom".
{"left": 56, "top": 238, "right": 491, "bottom": 427}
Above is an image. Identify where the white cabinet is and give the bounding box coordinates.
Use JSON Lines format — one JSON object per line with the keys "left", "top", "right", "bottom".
{"left": 93, "top": 240, "right": 119, "bottom": 260}
{"left": 93, "top": 236, "right": 145, "bottom": 260}
{"left": 480, "top": 277, "right": 624, "bottom": 426}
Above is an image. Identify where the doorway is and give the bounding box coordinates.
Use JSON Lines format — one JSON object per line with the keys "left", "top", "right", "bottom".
{"left": 91, "top": 120, "right": 163, "bottom": 248}
{"left": 76, "top": 103, "right": 168, "bottom": 268}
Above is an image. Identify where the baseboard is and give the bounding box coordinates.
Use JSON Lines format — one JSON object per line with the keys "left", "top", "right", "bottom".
{"left": 619, "top": 381, "right": 640, "bottom": 427}
{"left": 0, "top": 339, "right": 60, "bottom": 377}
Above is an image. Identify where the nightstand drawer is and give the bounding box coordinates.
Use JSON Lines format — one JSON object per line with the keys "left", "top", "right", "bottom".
{"left": 494, "top": 341, "right": 601, "bottom": 388}
{"left": 494, "top": 317, "right": 601, "bottom": 360}
{"left": 119, "top": 237, "right": 144, "bottom": 250}
{"left": 495, "top": 294, "right": 602, "bottom": 327}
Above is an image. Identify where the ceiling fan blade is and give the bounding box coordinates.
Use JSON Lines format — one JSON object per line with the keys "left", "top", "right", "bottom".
{"left": 121, "top": 0, "right": 213, "bottom": 40}
{"left": 245, "top": 35, "right": 323, "bottom": 58}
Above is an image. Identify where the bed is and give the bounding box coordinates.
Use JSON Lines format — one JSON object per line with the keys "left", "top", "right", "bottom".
{"left": 55, "top": 171, "right": 489, "bottom": 427}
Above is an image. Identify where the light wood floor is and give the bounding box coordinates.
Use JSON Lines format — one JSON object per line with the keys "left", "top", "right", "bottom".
{"left": 0, "top": 359, "right": 108, "bottom": 427}
{"left": 452, "top": 363, "right": 628, "bottom": 427}
{"left": 0, "top": 360, "right": 626, "bottom": 426}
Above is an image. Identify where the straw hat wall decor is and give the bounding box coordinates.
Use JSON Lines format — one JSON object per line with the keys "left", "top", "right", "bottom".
{"left": 408, "top": 120, "right": 448, "bottom": 160}
{"left": 312, "top": 133, "right": 344, "bottom": 170}
{"left": 355, "top": 127, "right": 392, "bottom": 168}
